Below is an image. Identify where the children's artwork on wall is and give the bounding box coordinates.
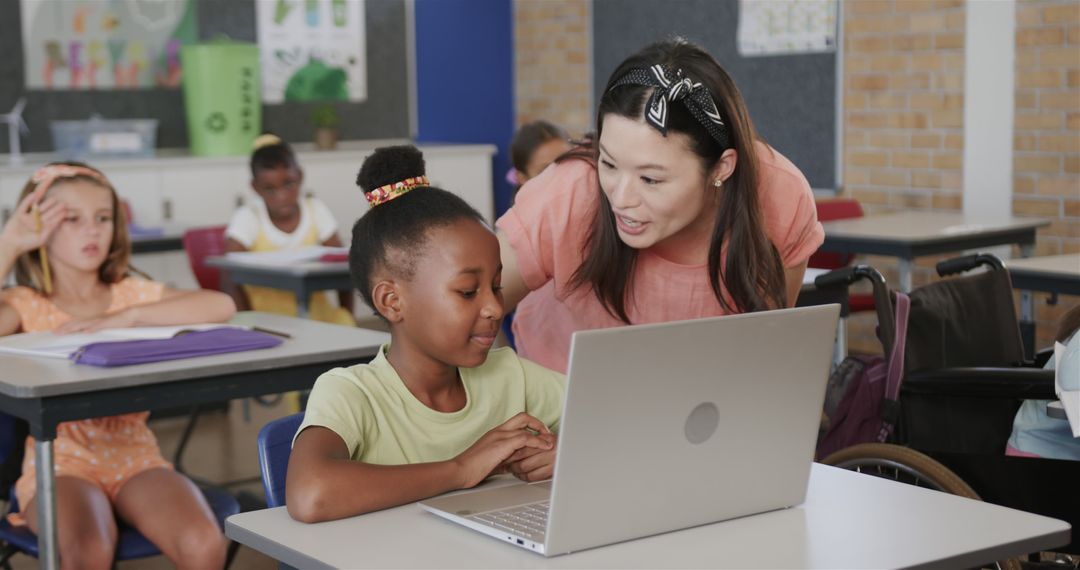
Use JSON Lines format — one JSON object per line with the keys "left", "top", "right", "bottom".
{"left": 737, "top": 0, "right": 837, "bottom": 56}
{"left": 20, "top": 0, "right": 197, "bottom": 90}
{"left": 256, "top": 0, "right": 368, "bottom": 103}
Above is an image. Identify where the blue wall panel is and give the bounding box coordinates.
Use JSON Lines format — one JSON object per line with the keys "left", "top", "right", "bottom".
{"left": 414, "top": 0, "right": 515, "bottom": 217}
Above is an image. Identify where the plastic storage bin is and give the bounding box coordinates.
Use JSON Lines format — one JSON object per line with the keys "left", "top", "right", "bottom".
{"left": 50, "top": 117, "right": 158, "bottom": 160}
{"left": 180, "top": 40, "right": 261, "bottom": 156}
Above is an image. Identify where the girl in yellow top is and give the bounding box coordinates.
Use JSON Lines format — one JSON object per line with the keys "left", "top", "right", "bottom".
{"left": 0, "top": 162, "right": 236, "bottom": 569}
{"left": 287, "top": 145, "right": 565, "bottom": 523}
{"left": 224, "top": 134, "right": 355, "bottom": 325}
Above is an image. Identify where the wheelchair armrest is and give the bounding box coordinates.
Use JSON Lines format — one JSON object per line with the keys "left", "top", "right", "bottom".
{"left": 902, "top": 367, "right": 1056, "bottom": 400}
{"left": 1032, "top": 347, "right": 1054, "bottom": 369}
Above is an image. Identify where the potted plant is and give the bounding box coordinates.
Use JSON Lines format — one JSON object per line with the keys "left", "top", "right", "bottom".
{"left": 311, "top": 103, "right": 339, "bottom": 150}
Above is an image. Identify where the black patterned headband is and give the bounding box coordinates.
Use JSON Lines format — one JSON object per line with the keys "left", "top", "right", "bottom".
{"left": 609, "top": 64, "right": 730, "bottom": 149}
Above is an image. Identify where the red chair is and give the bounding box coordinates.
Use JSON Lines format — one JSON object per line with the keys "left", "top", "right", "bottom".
{"left": 811, "top": 199, "right": 875, "bottom": 313}
{"left": 182, "top": 226, "right": 227, "bottom": 291}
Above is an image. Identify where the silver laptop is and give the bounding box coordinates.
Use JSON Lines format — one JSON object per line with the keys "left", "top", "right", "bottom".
{"left": 420, "top": 304, "right": 840, "bottom": 556}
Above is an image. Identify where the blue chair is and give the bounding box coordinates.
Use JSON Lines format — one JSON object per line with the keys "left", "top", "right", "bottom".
{"left": 0, "top": 414, "right": 241, "bottom": 568}
{"left": 257, "top": 413, "right": 304, "bottom": 508}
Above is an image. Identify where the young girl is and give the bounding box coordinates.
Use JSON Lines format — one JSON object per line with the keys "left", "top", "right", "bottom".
{"left": 509, "top": 120, "right": 571, "bottom": 192}
{"left": 0, "top": 162, "right": 235, "bottom": 569}
{"left": 287, "top": 146, "right": 566, "bottom": 523}
{"left": 224, "top": 134, "right": 354, "bottom": 326}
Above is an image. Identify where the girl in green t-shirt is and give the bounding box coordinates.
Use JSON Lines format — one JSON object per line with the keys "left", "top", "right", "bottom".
{"left": 288, "top": 145, "right": 564, "bottom": 523}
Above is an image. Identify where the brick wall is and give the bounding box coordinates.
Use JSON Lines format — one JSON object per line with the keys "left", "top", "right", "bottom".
{"left": 842, "top": 0, "right": 969, "bottom": 352}
{"left": 513, "top": 0, "right": 591, "bottom": 137}
{"left": 1013, "top": 0, "right": 1080, "bottom": 348}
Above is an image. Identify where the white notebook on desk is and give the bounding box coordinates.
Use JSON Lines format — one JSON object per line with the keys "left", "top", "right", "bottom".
{"left": 0, "top": 324, "right": 236, "bottom": 360}
{"left": 1054, "top": 341, "right": 1080, "bottom": 437}
{"left": 224, "top": 246, "right": 348, "bottom": 265}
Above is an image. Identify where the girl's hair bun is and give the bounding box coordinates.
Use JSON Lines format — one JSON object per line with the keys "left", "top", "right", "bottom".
{"left": 356, "top": 145, "right": 426, "bottom": 192}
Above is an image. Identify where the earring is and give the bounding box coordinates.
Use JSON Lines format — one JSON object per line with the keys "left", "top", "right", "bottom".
{"left": 713, "top": 178, "right": 724, "bottom": 188}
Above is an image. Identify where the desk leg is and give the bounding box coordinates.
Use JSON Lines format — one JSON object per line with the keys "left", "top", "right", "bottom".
{"left": 1019, "top": 244, "right": 1036, "bottom": 358}
{"left": 296, "top": 289, "right": 310, "bottom": 319}
{"left": 35, "top": 439, "right": 59, "bottom": 569}
{"left": 898, "top": 259, "right": 913, "bottom": 293}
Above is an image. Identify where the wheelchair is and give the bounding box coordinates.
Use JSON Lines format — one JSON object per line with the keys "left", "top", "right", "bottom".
{"left": 814, "top": 253, "right": 1079, "bottom": 569}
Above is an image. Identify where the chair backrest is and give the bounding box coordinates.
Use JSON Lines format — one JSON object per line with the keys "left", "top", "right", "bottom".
{"left": 809, "top": 199, "right": 864, "bottom": 269}
{"left": 182, "top": 226, "right": 227, "bottom": 291}
{"left": 257, "top": 412, "right": 304, "bottom": 508}
{"left": 905, "top": 266, "right": 1025, "bottom": 372}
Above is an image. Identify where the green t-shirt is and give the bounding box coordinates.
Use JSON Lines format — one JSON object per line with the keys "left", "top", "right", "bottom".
{"left": 296, "top": 345, "right": 566, "bottom": 465}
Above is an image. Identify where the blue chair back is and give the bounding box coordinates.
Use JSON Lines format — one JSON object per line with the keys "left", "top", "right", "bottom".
{"left": 257, "top": 413, "right": 304, "bottom": 508}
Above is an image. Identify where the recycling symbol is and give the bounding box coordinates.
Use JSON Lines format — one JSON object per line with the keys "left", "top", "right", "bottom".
{"left": 205, "top": 112, "right": 228, "bottom": 133}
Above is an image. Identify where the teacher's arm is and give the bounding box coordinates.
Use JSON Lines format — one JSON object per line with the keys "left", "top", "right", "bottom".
{"left": 784, "top": 261, "right": 808, "bottom": 308}
{"left": 498, "top": 230, "right": 530, "bottom": 313}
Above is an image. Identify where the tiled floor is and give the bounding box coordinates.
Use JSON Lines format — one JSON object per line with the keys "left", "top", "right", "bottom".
{"left": 10, "top": 398, "right": 291, "bottom": 569}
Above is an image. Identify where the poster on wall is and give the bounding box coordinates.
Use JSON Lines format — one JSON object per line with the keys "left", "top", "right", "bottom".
{"left": 737, "top": 0, "right": 837, "bottom": 56}
{"left": 20, "top": 0, "right": 197, "bottom": 90}
{"left": 256, "top": 0, "right": 368, "bottom": 103}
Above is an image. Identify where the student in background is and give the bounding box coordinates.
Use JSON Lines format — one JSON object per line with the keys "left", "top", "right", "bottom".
{"left": 0, "top": 162, "right": 234, "bottom": 569}
{"left": 508, "top": 120, "right": 572, "bottom": 197}
{"left": 496, "top": 38, "right": 824, "bottom": 373}
{"left": 225, "top": 134, "right": 354, "bottom": 326}
{"left": 287, "top": 146, "right": 565, "bottom": 523}
{"left": 1007, "top": 305, "right": 1080, "bottom": 461}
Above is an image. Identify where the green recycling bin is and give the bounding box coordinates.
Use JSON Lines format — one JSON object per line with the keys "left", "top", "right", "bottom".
{"left": 180, "top": 41, "right": 261, "bottom": 156}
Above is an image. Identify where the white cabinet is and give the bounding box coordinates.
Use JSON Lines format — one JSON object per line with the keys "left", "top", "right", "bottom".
{"left": 158, "top": 162, "right": 248, "bottom": 227}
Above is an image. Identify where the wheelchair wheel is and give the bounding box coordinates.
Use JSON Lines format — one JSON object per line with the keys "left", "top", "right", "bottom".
{"left": 822, "top": 443, "right": 1021, "bottom": 570}
{"left": 821, "top": 442, "right": 980, "bottom": 498}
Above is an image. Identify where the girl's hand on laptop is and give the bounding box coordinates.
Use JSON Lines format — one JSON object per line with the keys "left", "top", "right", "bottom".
{"left": 505, "top": 434, "right": 557, "bottom": 482}
{"left": 453, "top": 412, "right": 553, "bottom": 488}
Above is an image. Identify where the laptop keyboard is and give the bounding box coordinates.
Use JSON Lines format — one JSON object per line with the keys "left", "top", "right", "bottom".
{"left": 471, "top": 501, "right": 549, "bottom": 542}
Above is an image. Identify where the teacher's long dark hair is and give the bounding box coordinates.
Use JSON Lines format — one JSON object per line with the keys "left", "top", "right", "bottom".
{"left": 567, "top": 39, "right": 787, "bottom": 323}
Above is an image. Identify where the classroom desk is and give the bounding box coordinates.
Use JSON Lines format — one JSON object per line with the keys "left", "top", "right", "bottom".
{"left": 129, "top": 230, "right": 184, "bottom": 254}
{"left": 128, "top": 223, "right": 188, "bottom": 255}
{"left": 225, "top": 463, "right": 1070, "bottom": 569}
{"left": 820, "top": 211, "right": 1049, "bottom": 292}
{"left": 206, "top": 256, "right": 350, "bottom": 318}
{"left": 0, "top": 312, "right": 389, "bottom": 569}
{"left": 1006, "top": 254, "right": 1080, "bottom": 354}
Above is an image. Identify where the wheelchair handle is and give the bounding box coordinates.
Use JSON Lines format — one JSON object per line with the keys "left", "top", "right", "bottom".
{"left": 814, "top": 264, "right": 887, "bottom": 290}
{"left": 936, "top": 253, "right": 1006, "bottom": 277}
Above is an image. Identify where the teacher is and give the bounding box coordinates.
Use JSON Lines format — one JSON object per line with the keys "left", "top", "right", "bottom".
{"left": 496, "top": 38, "right": 825, "bottom": 373}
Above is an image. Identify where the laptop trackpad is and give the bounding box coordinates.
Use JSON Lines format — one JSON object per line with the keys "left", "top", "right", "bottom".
{"left": 424, "top": 480, "right": 552, "bottom": 517}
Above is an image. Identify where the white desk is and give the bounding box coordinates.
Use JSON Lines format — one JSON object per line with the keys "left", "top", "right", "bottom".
{"left": 820, "top": 212, "right": 1048, "bottom": 292}
{"left": 225, "top": 464, "right": 1070, "bottom": 569}
{"left": 0, "top": 312, "right": 389, "bottom": 569}
{"left": 205, "top": 256, "right": 351, "bottom": 318}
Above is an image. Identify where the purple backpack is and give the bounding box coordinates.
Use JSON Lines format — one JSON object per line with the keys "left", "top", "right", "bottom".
{"left": 816, "top": 292, "right": 910, "bottom": 460}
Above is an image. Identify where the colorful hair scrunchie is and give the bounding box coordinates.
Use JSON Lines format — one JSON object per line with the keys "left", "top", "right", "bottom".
{"left": 608, "top": 64, "right": 730, "bottom": 149}
{"left": 364, "top": 175, "right": 429, "bottom": 207}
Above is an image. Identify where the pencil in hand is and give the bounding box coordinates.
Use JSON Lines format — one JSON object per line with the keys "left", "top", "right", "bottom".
{"left": 31, "top": 203, "right": 52, "bottom": 294}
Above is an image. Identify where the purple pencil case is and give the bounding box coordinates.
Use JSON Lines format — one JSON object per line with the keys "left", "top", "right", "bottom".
{"left": 70, "top": 328, "right": 283, "bottom": 367}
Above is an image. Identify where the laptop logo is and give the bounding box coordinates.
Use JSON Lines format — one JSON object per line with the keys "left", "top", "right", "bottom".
{"left": 684, "top": 402, "right": 719, "bottom": 444}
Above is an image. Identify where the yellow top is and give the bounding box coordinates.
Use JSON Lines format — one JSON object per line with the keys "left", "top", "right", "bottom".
{"left": 241, "top": 198, "right": 354, "bottom": 325}
{"left": 297, "top": 346, "right": 566, "bottom": 464}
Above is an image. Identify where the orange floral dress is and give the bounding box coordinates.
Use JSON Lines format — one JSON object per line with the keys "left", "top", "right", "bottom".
{"left": 1, "top": 278, "right": 173, "bottom": 523}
